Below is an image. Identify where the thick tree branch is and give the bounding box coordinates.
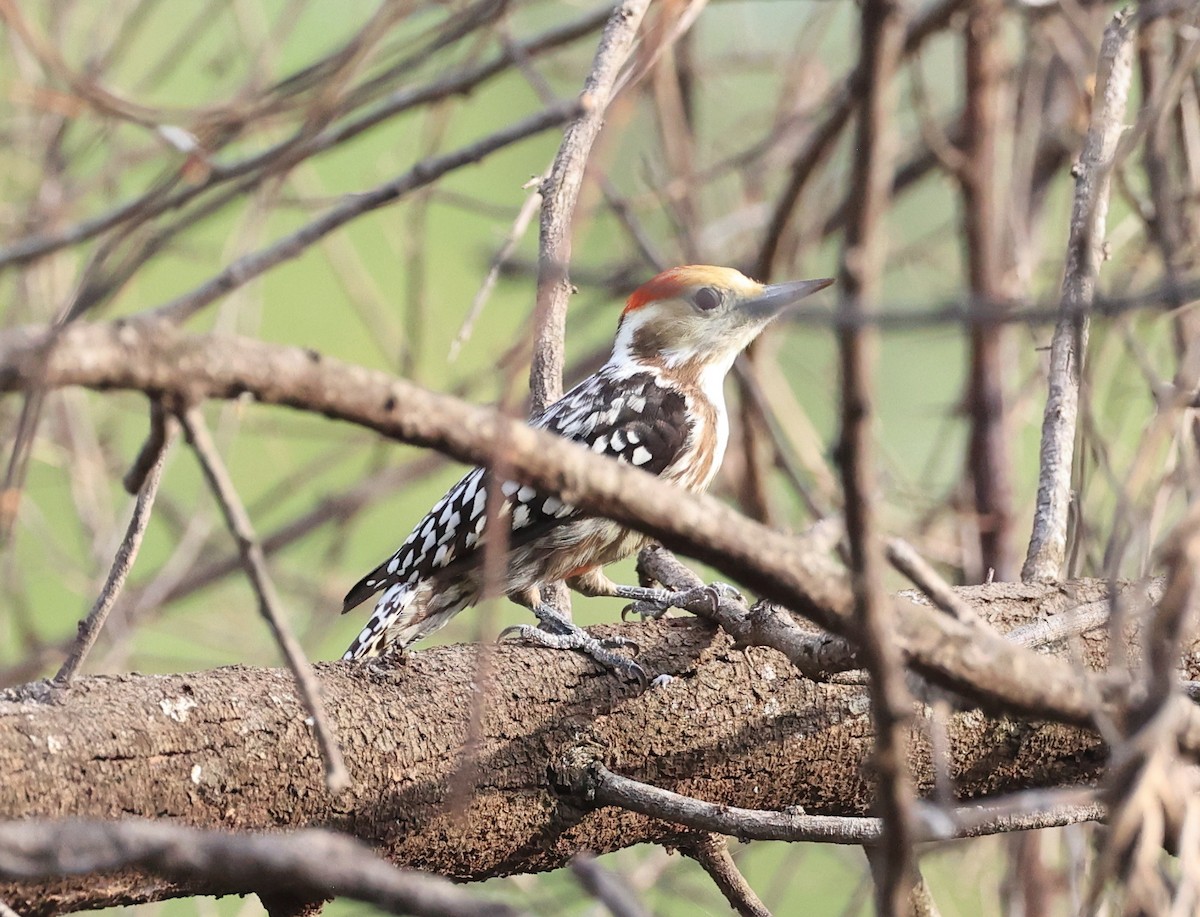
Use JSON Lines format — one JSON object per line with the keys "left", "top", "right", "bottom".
{"left": 0, "top": 579, "right": 1174, "bottom": 913}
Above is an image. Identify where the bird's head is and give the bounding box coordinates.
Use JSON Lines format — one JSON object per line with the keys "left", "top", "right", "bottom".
{"left": 611, "top": 265, "right": 833, "bottom": 374}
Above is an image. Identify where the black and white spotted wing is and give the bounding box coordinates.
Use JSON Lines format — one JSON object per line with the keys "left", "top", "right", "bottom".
{"left": 341, "top": 370, "right": 690, "bottom": 615}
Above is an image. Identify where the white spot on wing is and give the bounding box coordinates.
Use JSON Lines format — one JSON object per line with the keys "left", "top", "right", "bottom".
{"left": 517, "top": 485, "right": 536, "bottom": 503}
{"left": 631, "top": 446, "right": 653, "bottom": 466}
{"left": 501, "top": 480, "right": 519, "bottom": 498}
{"left": 513, "top": 504, "right": 531, "bottom": 528}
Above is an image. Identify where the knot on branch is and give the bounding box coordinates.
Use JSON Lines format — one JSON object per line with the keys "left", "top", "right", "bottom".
{"left": 550, "top": 745, "right": 604, "bottom": 802}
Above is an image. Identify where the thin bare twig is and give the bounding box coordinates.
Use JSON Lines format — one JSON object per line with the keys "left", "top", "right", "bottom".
{"left": 960, "top": 0, "right": 1015, "bottom": 582}
{"left": 449, "top": 182, "right": 543, "bottom": 361}
{"left": 837, "top": 0, "right": 915, "bottom": 909}
{"left": 752, "top": 0, "right": 967, "bottom": 280}
{"left": 886, "top": 538, "right": 979, "bottom": 625}
{"left": 559, "top": 757, "right": 1105, "bottom": 845}
{"left": 148, "top": 100, "right": 581, "bottom": 325}
{"left": 682, "top": 835, "right": 771, "bottom": 917}
{"left": 570, "top": 854, "right": 649, "bottom": 917}
{"left": 53, "top": 415, "right": 174, "bottom": 685}
{"left": 528, "top": 0, "right": 650, "bottom": 620}
{"left": 636, "top": 544, "right": 860, "bottom": 679}
{"left": 865, "top": 852, "right": 945, "bottom": 917}
{"left": 529, "top": 0, "right": 650, "bottom": 411}
{"left": 121, "top": 401, "right": 173, "bottom": 495}
{"left": 179, "top": 407, "right": 349, "bottom": 796}
{"left": 0, "top": 5, "right": 614, "bottom": 273}
{"left": 1022, "top": 11, "right": 1136, "bottom": 583}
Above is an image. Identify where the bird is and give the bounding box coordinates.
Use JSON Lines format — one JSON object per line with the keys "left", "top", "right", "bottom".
{"left": 341, "top": 265, "right": 833, "bottom": 680}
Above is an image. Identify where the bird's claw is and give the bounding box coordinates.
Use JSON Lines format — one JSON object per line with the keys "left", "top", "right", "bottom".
{"left": 613, "top": 582, "right": 745, "bottom": 620}
{"left": 599, "top": 634, "right": 640, "bottom": 654}
{"left": 501, "top": 619, "right": 649, "bottom": 686}
{"left": 707, "top": 581, "right": 745, "bottom": 605}
{"left": 623, "top": 599, "right": 671, "bottom": 621}
{"left": 497, "top": 624, "right": 530, "bottom": 643}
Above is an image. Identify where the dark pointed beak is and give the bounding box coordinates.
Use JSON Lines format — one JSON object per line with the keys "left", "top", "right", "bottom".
{"left": 740, "top": 277, "right": 835, "bottom": 318}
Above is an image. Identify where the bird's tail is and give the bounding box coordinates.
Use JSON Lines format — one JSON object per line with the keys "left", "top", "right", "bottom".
{"left": 342, "top": 582, "right": 420, "bottom": 660}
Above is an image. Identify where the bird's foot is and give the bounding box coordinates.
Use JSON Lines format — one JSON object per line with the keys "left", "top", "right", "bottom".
{"left": 499, "top": 622, "right": 648, "bottom": 686}
{"left": 614, "top": 582, "right": 744, "bottom": 621}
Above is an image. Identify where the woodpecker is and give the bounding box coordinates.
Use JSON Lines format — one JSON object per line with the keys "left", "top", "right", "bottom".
{"left": 342, "top": 265, "right": 832, "bottom": 679}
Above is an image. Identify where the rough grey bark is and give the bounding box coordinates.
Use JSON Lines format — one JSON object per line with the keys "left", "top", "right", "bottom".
{"left": 0, "top": 579, "right": 1170, "bottom": 915}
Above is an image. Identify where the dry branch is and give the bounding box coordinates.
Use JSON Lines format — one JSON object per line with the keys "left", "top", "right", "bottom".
{"left": 0, "top": 4, "right": 614, "bottom": 272}
{"left": 1022, "top": 11, "right": 1136, "bottom": 583}
{"left": 530, "top": 0, "right": 650, "bottom": 411}
{"left": 961, "top": 0, "right": 1015, "bottom": 581}
{"left": 682, "top": 836, "right": 770, "bottom": 917}
{"left": 837, "top": 0, "right": 915, "bottom": 906}
{"left": 148, "top": 100, "right": 581, "bottom": 326}
{"left": 54, "top": 425, "right": 172, "bottom": 684}
{"left": 0, "top": 819, "right": 518, "bottom": 917}
{"left": 178, "top": 407, "right": 349, "bottom": 795}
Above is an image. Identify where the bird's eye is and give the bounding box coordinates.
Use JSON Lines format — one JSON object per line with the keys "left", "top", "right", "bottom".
{"left": 693, "top": 287, "right": 722, "bottom": 311}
